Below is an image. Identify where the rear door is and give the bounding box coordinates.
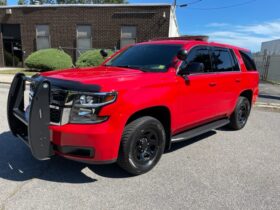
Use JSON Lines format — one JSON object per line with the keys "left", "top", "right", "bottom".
{"left": 210, "top": 47, "right": 242, "bottom": 115}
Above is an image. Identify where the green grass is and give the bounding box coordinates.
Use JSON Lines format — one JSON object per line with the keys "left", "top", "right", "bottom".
{"left": 0, "top": 68, "right": 38, "bottom": 76}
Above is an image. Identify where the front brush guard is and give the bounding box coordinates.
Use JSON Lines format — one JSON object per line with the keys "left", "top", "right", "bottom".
{"left": 7, "top": 73, "right": 54, "bottom": 160}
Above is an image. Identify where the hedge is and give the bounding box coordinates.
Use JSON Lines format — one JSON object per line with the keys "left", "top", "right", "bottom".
{"left": 25, "top": 48, "right": 73, "bottom": 71}
{"left": 76, "top": 49, "right": 114, "bottom": 68}
{"left": 4, "top": 51, "right": 20, "bottom": 66}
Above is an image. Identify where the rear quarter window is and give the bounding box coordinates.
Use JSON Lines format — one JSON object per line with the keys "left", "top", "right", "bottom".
{"left": 239, "top": 50, "right": 257, "bottom": 71}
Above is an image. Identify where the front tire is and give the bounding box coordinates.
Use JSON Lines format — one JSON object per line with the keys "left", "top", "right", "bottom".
{"left": 228, "top": 96, "right": 251, "bottom": 130}
{"left": 117, "top": 116, "right": 166, "bottom": 175}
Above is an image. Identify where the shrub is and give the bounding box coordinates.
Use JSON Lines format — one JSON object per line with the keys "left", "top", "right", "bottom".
{"left": 4, "top": 50, "right": 19, "bottom": 66}
{"left": 25, "top": 48, "right": 73, "bottom": 71}
{"left": 76, "top": 49, "right": 114, "bottom": 68}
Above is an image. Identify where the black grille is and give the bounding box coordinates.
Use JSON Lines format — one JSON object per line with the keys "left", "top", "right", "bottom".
{"left": 50, "top": 107, "right": 62, "bottom": 123}
{"left": 50, "top": 90, "right": 68, "bottom": 124}
{"left": 51, "top": 89, "right": 68, "bottom": 106}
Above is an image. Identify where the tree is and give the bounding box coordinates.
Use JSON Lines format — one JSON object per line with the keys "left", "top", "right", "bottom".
{"left": 0, "top": 0, "right": 6, "bottom": 6}
{"left": 56, "top": 0, "right": 127, "bottom": 4}
{"left": 29, "top": 0, "right": 38, "bottom": 4}
{"left": 102, "top": 0, "right": 128, "bottom": 3}
{"left": 18, "top": 0, "right": 28, "bottom": 5}
{"left": 29, "top": 0, "right": 127, "bottom": 4}
{"left": 46, "top": 0, "right": 56, "bottom": 3}
{"left": 30, "top": 0, "right": 55, "bottom": 4}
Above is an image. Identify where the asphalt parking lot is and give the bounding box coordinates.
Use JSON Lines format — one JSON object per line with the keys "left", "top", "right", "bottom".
{"left": 0, "top": 83, "right": 280, "bottom": 210}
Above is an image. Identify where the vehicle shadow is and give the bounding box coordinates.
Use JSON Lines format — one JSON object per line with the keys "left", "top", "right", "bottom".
{"left": 0, "top": 130, "right": 218, "bottom": 182}
{"left": 258, "top": 94, "right": 280, "bottom": 101}
{"left": 0, "top": 131, "right": 130, "bottom": 183}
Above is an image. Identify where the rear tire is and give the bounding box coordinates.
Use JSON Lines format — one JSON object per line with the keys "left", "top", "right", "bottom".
{"left": 117, "top": 116, "right": 166, "bottom": 175}
{"left": 228, "top": 96, "right": 251, "bottom": 130}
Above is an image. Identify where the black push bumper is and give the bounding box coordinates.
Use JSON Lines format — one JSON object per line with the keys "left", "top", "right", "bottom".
{"left": 7, "top": 73, "right": 54, "bottom": 160}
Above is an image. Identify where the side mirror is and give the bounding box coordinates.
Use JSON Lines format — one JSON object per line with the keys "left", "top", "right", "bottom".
{"left": 177, "top": 49, "right": 188, "bottom": 61}
{"left": 100, "top": 49, "right": 108, "bottom": 58}
{"left": 187, "top": 62, "right": 205, "bottom": 74}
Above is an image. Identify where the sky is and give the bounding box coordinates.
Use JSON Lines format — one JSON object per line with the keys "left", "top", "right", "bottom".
{"left": 7, "top": 0, "right": 280, "bottom": 52}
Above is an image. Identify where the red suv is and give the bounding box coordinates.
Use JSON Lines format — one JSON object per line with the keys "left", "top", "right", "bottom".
{"left": 7, "top": 36, "right": 259, "bottom": 175}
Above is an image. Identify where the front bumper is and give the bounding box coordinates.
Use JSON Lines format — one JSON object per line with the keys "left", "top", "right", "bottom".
{"left": 50, "top": 121, "right": 120, "bottom": 163}
{"left": 7, "top": 73, "right": 120, "bottom": 163}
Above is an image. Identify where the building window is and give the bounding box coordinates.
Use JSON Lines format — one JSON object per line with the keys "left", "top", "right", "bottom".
{"left": 36, "top": 25, "right": 50, "bottom": 50}
{"left": 76, "top": 25, "right": 92, "bottom": 58}
{"left": 120, "top": 26, "right": 136, "bottom": 49}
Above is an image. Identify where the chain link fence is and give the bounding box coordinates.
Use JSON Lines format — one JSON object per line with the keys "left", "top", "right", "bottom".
{"left": 254, "top": 54, "right": 280, "bottom": 83}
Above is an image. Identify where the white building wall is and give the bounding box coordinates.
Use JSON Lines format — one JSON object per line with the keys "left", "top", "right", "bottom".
{"left": 168, "top": 7, "right": 180, "bottom": 37}
{"left": 261, "top": 39, "right": 280, "bottom": 55}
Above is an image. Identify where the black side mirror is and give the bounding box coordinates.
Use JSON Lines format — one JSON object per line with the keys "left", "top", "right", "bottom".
{"left": 100, "top": 49, "right": 108, "bottom": 58}
{"left": 187, "top": 62, "right": 205, "bottom": 74}
{"left": 177, "top": 49, "right": 188, "bottom": 61}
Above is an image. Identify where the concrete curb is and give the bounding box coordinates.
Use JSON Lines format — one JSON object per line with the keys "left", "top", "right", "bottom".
{"left": 0, "top": 74, "right": 14, "bottom": 84}
{"left": 254, "top": 102, "right": 280, "bottom": 112}
{"left": 263, "top": 80, "right": 280, "bottom": 86}
{"left": 0, "top": 82, "right": 11, "bottom": 85}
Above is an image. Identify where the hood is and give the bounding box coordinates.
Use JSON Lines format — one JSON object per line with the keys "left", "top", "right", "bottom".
{"left": 40, "top": 66, "right": 164, "bottom": 92}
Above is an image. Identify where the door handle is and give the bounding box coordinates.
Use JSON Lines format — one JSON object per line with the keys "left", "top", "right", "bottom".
{"left": 209, "top": 82, "right": 216, "bottom": 87}
{"left": 235, "top": 79, "right": 241, "bottom": 83}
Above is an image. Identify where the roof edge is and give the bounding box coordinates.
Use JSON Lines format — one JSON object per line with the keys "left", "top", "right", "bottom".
{"left": 0, "top": 3, "right": 172, "bottom": 9}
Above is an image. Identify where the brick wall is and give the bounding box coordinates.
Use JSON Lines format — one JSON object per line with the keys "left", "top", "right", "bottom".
{"left": 0, "top": 5, "right": 171, "bottom": 66}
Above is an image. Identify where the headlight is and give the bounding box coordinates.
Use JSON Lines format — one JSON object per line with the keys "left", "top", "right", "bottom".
{"left": 69, "top": 92, "right": 117, "bottom": 123}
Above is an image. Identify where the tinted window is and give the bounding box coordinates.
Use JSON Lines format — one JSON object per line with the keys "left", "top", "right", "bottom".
{"left": 239, "top": 50, "right": 256, "bottom": 71}
{"left": 229, "top": 49, "right": 240, "bottom": 71}
{"left": 180, "top": 47, "right": 212, "bottom": 73}
{"left": 106, "top": 44, "right": 182, "bottom": 72}
{"left": 212, "top": 48, "right": 235, "bottom": 72}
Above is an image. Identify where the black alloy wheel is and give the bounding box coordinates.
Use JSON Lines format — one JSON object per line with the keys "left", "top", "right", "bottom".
{"left": 117, "top": 116, "right": 166, "bottom": 175}
{"left": 228, "top": 96, "right": 251, "bottom": 130}
{"left": 132, "top": 128, "right": 160, "bottom": 166}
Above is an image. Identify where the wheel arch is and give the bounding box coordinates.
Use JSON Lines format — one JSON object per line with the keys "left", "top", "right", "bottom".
{"left": 125, "top": 106, "right": 172, "bottom": 150}
{"left": 240, "top": 89, "right": 253, "bottom": 105}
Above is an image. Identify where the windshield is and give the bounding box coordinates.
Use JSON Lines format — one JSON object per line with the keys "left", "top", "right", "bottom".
{"left": 105, "top": 44, "right": 182, "bottom": 72}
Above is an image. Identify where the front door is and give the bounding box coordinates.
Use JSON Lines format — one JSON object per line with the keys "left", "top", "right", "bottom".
{"left": 1, "top": 24, "right": 23, "bottom": 67}
{"left": 174, "top": 46, "right": 220, "bottom": 133}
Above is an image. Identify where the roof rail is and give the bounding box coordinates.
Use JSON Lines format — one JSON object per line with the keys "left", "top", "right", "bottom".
{"left": 150, "top": 35, "right": 209, "bottom": 42}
